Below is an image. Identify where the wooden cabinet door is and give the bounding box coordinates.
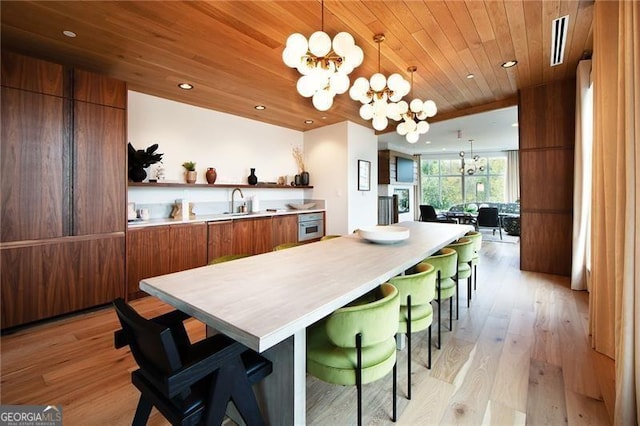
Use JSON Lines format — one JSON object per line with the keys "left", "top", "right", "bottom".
{"left": 232, "top": 218, "right": 273, "bottom": 255}
{"left": 1, "top": 235, "right": 124, "bottom": 328}
{"left": 1, "top": 87, "right": 67, "bottom": 242}
{"left": 1, "top": 50, "right": 64, "bottom": 96}
{"left": 74, "top": 101, "right": 125, "bottom": 235}
{"left": 272, "top": 214, "right": 298, "bottom": 247}
{"left": 126, "top": 226, "right": 172, "bottom": 300}
{"left": 73, "top": 69, "right": 126, "bottom": 108}
{"left": 207, "top": 221, "right": 234, "bottom": 263}
{"left": 169, "top": 223, "right": 207, "bottom": 272}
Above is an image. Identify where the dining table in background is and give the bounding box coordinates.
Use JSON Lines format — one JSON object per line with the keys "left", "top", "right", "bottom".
{"left": 140, "top": 221, "right": 471, "bottom": 425}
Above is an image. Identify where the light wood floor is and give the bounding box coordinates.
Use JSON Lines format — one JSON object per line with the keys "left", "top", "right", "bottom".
{"left": 1, "top": 240, "right": 615, "bottom": 425}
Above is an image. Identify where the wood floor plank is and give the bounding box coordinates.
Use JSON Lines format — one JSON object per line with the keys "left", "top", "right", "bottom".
{"left": 482, "top": 399, "right": 527, "bottom": 425}
{"left": 490, "top": 332, "right": 533, "bottom": 412}
{"left": 526, "top": 359, "right": 568, "bottom": 425}
{"left": 564, "top": 388, "right": 610, "bottom": 425}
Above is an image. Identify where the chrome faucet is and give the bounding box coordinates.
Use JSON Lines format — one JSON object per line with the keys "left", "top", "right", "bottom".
{"left": 231, "top": 187, "right": 244, "bottom": 213}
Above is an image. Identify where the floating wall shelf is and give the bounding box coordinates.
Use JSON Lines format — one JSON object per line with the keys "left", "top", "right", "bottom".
{"left": 128, "top": 182, "right": 313, "bottom": 189}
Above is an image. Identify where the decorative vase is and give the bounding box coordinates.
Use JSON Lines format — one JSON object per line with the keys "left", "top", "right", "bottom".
{"left": 206, "top": 167, "right": 217, "bottom": 184}
{"left": 129, "top": 167, "right": 147, "bottom": 182}
{"left": 300, "top": 171, "right": 309, "bottom": 186}
{"left": 294, "top": 174, "right": 301, "bottom": 186}
{"left": 186, "top": 171, "right": 197, "bottom": 184}
{"left": 248, "top": 168, "right": 258, "bottom": 185}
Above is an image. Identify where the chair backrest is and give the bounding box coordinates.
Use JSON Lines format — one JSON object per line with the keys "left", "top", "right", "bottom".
{"left": 320, "top": 235, "right": 340, "bottom": 241}
{"left": 476, "top": 207, "right": 500, "bottom": 227}
{"left": 274, "top": 242, "right": 302, "bottom": 251}
{"left": 325, "top": 283, "right": 399, "bottom": 348}
{"left": 423, "top": 247, "right": 457, "bottom": 279}
{"left": 113, "top": 298, "right": 184, "bottom": 377}
{"left": 465, "top": 230, "right": 482, "bottom": 252}
{"left": 419, "top": 205, "right": 437, "bottom": 222}
{"left": 389, "top": 263, "right": 436, "bottom": 307}
{"left": 209, "top": 253, "right": 250, "bottom": 265}
{"left": 446, "top": 237, "right": 475, "bottom": 263}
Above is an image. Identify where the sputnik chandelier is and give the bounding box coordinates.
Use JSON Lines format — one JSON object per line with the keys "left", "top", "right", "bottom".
{"left": 349, "top": 34, "right": 411, "bottom": 131}
{"left": 394, "top": 66, "right": 437, "bottom": 143}
{"left": 282, "top": 0, "right": 364, "bottom": 111}
{"left": 459, "top": 133, "right": 486, "bottom": 175}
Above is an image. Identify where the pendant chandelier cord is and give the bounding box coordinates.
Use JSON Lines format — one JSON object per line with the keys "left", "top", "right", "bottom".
{"left": 321, "top": 0, "right": 324, "bottom": 32}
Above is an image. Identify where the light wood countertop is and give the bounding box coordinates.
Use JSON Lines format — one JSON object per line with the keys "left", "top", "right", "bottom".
{"left": 141, "top": 221, "right": 471, "bottom": 353}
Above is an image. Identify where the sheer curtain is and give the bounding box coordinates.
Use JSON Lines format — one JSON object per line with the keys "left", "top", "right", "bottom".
{"left": 413, "top": 154, "right": 422, "bottom": 221}
{"left": 591, "top": 1, "right": 639, "bottom": 424}
{"left": 571, "top": 60, "right": 593, "bottom": 291}
{"left": 505, "top": 150, "right": 519, "bottom": 202}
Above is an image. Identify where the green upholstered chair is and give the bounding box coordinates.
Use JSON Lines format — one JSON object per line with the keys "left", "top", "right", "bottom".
{"left": 420, "top": 248, "right": 457, "bottom": 349}
{"left": 273, "top": 242, "right": 302, "bottom": 251}
{"left": 307, "top": 283, "right": 400, "bottom": 426}
{"left": 208, "top": 253, "right": 250, "bottom": 265}
{"left": 464, "top": 230, "right": 483, "bottom": 291}
{"left": 388, "top": 263, "right": 436, "bottom": 400}
{"left": 446, "top": 237, "right": 475, "bottom": 308}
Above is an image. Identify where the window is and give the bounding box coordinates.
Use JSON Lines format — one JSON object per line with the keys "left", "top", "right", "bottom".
{"left": 420, "top": 154, "right": 507, "bottom": 210}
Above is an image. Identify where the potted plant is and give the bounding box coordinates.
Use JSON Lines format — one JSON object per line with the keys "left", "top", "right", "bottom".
{"left": 128, "top": 143, "right": 163, "bottom": 182}
{"left": 182, "top": 161, "right": 197, "bottom": 184}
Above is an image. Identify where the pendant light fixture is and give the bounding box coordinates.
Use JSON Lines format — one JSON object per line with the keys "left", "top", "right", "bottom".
{"left": 282, "top": 0, "right": 363, "bottom": 111}
{"left": 394, "top": 66, "right": 437, "bottom": 143}
{"left": 349, "top": 34, "right": 410, "bottom": 131}
{"left": 459, "top": 133, "right": 485, "bottom": 175}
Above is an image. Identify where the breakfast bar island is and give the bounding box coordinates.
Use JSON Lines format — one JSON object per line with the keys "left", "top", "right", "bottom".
{"left": 140, "top": 221, "right": 471, "bottom": 424}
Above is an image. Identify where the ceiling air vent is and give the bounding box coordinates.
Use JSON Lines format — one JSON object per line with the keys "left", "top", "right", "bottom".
{"left": 551, "top": 15, "right": 569, "bottom": 66}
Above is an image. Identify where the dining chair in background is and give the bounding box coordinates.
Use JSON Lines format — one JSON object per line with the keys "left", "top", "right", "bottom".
{"left": 476, "top": 207, "right": 502, "bottom": 240}
{"left": 306, "top": 283, "right": 400, "bottom": 426}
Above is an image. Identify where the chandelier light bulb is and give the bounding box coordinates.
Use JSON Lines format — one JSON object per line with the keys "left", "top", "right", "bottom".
{"left": 406, "top": 132, "right": 419, "bottom": 143}
{"left": 369, "top": 73, "right": 386, "bottom": 92}
{"left": 396, "top": 66, "right": 436, "bottom": 143}
{"left": 312, "top": 89, "right": 333, "bottom": 111}
{"left": 308, "top": 31, "right": 332, "bottom": 56}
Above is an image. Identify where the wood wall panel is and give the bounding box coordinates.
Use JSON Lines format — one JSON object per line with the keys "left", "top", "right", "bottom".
{"left": 0, "top": 50, "right": 64, "bottom": 96}
{"left": 207, "top": 221, "right": 234, "bottom": 263}
{"left": 73, "top": 101, "right": 126, "bottom": 235}
{"left": 519, "top": 148, "right": 575, "bottom": 211}
{"left": 378, "top": 150, "right": 417, "bottom": 185}
{"left": 126, "top": 226, "right": 172, "bottom": 300}
{"left": 73, "top": 69, "right": 127, "bottom": 109}
{"left": 519, "top": 79, "right": 576, "bottom": 276}
{"left": 1, "top": 87, "right": 67, "bottom": 242}
{"left": 520, "top": 213, "right": 572, "bottom": 276}
{"left": 1, "top": 235, "right": 124, "bottom": 328}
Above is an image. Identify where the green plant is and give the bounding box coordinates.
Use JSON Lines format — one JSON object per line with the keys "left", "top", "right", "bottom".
{"left": 182, "top": 161, "right": 196, "bottom": 171}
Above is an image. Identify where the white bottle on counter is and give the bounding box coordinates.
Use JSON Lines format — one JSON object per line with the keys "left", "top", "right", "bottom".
{"left": 181, "top": 199, "right": 189, "bottom": 220}
{"left": 251, "top": 195, "right": 260, "bottom": 212}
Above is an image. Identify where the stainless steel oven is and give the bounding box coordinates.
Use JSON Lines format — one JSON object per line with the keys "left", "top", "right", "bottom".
{"left": 298, "top": 212, "right": 324, "bottom": 242}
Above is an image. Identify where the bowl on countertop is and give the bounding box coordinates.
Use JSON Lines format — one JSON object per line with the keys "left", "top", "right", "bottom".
{"left": 287, "top": 202, "right": 316, "bottom": 210}
{"left": 357, "top": 225, "right": 410, "bottom": 244}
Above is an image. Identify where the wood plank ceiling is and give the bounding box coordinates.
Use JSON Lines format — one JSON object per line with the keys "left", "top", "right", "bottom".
{"left": 0, "top": 1, "right": 593, "bottom": 132}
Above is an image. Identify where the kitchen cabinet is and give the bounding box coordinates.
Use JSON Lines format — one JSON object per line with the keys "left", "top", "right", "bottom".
{"left": 233, "top": 217, "right": 273, "bottom": 255}
{"left": 127, "top": 223, "right": 207, "bottom": 300}
{"left": 207, "top": 220, "right": 234, "bottom": 263}
{"left": 0, "top": 51, "right": 127, "bottom": 328}
{"left": 272, "top": 214, "right": 299, "bottom": 247}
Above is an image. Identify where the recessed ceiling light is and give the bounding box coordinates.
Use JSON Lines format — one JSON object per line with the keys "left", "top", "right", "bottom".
{"left": 322, "top": 116, "right": 327, "bottom": 120}
{"left": 466, "top": 73, "right": 475, "bottom": 79}
{"left": 178, "top": 83, "right": 193, "bottom": 90}
{"left": 304, "top": 119, "right": 314, "bottom": 124}
{"left": 62, "top": 30, "right": 76, "bottom": 38}
{"left": 254, "top": 105, "right": 266, "bottom": 110}
{"left": 501, "top": 60, "right": 518, "bottom": 68}
{"left": 425, "top": 141, "right": 431, "bottom": 144}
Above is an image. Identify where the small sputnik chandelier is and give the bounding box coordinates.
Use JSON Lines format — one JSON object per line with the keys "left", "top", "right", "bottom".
{"left": 394, "top": 66, "right": 437, "bottom": 143}
{"left": 282, "top": 0, "right": 364, "bottom": 111}
{"left": 349, "top": 34, "right": 411, "bottom": 131}
{"left": 459, "top": 135, "right": 486, "bottom": 175}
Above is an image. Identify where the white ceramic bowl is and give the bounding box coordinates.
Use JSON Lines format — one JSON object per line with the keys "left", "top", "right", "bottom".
{"left": 287, "top": 202, "right": 316, "bottom": 210}
{"left": 358, "top": 225, "right": 410, "bottom": 244}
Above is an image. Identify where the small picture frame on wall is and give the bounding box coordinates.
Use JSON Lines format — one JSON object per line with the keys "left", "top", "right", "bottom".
{"left": 358, "top": 160, "right": 370, "bottom": 191}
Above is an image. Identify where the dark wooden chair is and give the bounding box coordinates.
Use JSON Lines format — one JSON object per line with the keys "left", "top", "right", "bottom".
{"left": 476, "top": 207, "right": 502, "bottom": 239}
{"left": 113, "top": 298, "right": 272, "bottom": 426}
{"left": 418, "top": 205, "right": 447, "bottom": 222}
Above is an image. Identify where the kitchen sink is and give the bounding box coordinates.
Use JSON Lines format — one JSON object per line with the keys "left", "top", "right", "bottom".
{"left": 222, "top": 212, "right": 250, "bottom": 216}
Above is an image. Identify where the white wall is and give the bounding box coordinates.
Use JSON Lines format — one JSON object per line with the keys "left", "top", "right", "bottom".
{"left": 128, "top": 91, "right": 306, "bottom": 205}
{"left": 304, "top": 121, "right": 377, "bottom": 235}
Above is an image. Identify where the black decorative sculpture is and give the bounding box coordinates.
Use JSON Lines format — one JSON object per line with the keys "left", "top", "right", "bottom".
{"left": 128, "top": 143, "right": 163, "bottom": 182}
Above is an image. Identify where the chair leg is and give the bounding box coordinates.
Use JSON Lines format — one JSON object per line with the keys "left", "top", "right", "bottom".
{"left": 449, "top": 297, "right": 453, "bottom": 330}
{"left": 499, "top": 226, "right": 503, "bottom": 240}
{"left": 474, "top": 264, "right": 477, "bottom": 291}
{"left": 455, "top": 274, "right": 459, "bottom": 320}
{"left": 427, "top": 325, "right": 432, "bottom": 369}
{"left": 392, "top": 361, "right": 397, "bottom": 422}
{"left": 356, "top": 333, "right": 363, "bottom": 426}
{"left": 437, "top": 271, "right": 442, "bottom": 350}
{"left": 407, "top": 295, "right": 412, "bottom": 400}
{"left": 132, "top": 396, "right": 153, "bottom": 426}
